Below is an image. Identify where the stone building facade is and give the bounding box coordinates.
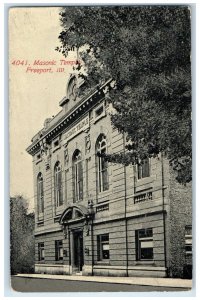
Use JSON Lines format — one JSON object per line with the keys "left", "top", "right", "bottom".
{"left": 27, "top": 75, "right": 192, "bottom": 278}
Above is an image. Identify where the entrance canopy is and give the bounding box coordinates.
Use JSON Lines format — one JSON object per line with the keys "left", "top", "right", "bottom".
{"left": 59, "top": 204, "right": 90, "bottom": 225}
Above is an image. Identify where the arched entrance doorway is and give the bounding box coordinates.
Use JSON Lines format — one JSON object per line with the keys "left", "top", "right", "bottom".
{"left": 59, "top": 204, "right": 94, "bottom": 274}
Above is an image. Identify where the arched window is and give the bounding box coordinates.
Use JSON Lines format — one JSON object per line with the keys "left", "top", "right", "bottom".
{"left": 54, "top": 161, "right": 63, "bottom": 207}
{"left": 67, "top": 76, "right": 78, "bottom": 101}
{"left": 37, "top": 173, "right": 44, "bottom": 214}
{"left": 72, "top": 150, "right": 83, "bottom": 202}
{"left": 96, "top": 134, "right": 109, "bottom": 192}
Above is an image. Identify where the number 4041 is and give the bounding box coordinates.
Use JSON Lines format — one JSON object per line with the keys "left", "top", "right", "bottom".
{"left": 12, "top": 60, "right": 28, "bottom": 66}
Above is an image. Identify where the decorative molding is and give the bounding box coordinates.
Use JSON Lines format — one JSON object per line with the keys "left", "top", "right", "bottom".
{"left": 26, "top": 79, "right": 113, "bottom": 156}
{"left": 64, "top": 148, "right": 69, "bottom": 165}
{"left": 85, "top": 134, "right": 91, "bottom": 154}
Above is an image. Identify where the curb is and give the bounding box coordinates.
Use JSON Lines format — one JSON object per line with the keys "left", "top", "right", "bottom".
{"left": 14, "top": 274, "right": 192, "bottom": 289}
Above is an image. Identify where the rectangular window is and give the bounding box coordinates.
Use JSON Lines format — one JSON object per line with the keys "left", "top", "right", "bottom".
{"left": 138, "top": 158, "right": 150, "bottom": 179}
{"left": 95, "top": 105, "right": 104, "bottom": 117}
{"left": 94, "top": 103, "right": 106, "bottom": 123}
{"left": 54, "top": 140, "right": 59, "bottom": 147}
{"left": 97, "top": 234, "right": 110, "bottom": 261}
{"left": 38, "top": 242, "right": 45, "bottom": 261}
{"left": 185, "top": 226, "right": 192, "bottom": 255}
{"left": 36, "top": 153, "right": 42, "bottom": 163}
{"left": 55, "top": 240, "right": 63, "bottom": 261}
{"left": 52, "top": 137, "right": 61, "bottom": 152}
{"left": 136, "top": 228, "right": 153, "bottom": 260}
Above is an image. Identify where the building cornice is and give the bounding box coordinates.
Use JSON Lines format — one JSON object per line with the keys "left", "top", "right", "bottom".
{"left": 26, "top": 78, "right": 113, "bottom": 156}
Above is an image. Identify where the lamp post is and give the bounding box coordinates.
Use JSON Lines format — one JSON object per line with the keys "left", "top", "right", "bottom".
{"left": 87, "top": 200, "right": 95, "bottom": 276}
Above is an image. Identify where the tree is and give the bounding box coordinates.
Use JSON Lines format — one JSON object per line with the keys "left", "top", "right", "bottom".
{"left": 57, "top": 6, "right": 191, "bottom": 183}
{"left": 10, "top": 196, "right": 35, "bottom": 274}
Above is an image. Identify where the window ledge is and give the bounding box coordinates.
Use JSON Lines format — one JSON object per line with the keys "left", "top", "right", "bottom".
{"left": 54, "top": 215, "right": 61, "bottom": 223}
{"left": 36, "top": 158, "right": 42, "bottom": 165}
{"left": 99, "top": 189, "right": 110, "bottom": 194}
{"left": 37, "top": 221, "right": 44, "bottom": 227}
{"left": 37, "top": 261, "right": 45, "bottom": 264}
{"left": 135, "top": 260, "right": 155, "bottom": 265}
{"left": 96, "top": 203, "right": 109, "bottom": 212}
{"left": 73, "top": 199, "right": 83, "bottom": 203}
{"left": 96, "top": 200, "right": 109, "bottom": 206}
{"left": 95, "top": 261, "right": 110, "bottom": 265}
{"left": 136, "top": 176, "right": 153, "bottom": 184}
{"left": 55, "top": 204, "right": 64, "bottom": 212}
{"left": 93, "top": 113, "right": 106, "bottom": 124}
{"left": 52, "top": 145, "right": 61, "bottom": 153}
{"left": 97, "top": 189, "right": 110, "bottom": 199}
{"left": 54, "top": 212, "right": 62, "bottom": 219}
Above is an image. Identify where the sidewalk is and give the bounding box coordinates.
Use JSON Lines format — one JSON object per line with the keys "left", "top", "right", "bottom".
{"left": 15, "top": 273, "right": 192, "bottom": 289}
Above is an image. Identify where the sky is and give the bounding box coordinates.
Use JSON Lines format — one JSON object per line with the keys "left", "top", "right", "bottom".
{"left": 9, "top": 7, "right": 77, "bottom": 211}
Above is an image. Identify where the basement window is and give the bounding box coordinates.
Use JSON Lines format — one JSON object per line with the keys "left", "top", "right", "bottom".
{"left": 185, "top": 226, "right": 192, "bottom": 255}
{"left": 97, "top": 234, "right": 110, "bottom": 261}
{"left": 136, "top": 228, "right": 153, "bottom": 261}
{"left": 55, "top": 240, "right": 63, "bottom": 261}
{"left": 38, "top": 242, "right": 45, "bottom": 261}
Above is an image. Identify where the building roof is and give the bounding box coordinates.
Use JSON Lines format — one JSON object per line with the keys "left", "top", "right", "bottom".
{"left": 26, "top": 78, "right": 113, "bottom": 156}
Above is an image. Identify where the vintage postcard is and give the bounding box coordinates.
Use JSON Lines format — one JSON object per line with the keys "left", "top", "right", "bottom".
{"left": 9, "top": 5, "right": 192, "bottom": 293}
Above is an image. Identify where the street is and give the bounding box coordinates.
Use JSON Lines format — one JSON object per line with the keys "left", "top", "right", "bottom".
{"left": 11, "top": 276, "right": 191, "bottom": 293}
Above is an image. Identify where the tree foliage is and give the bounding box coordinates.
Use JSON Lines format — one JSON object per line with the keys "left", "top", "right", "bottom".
{"left": 10, "top": 196, "right": 35, "bottom": 274}
{"left": 57, "top": 6, "right": 191, "bottom": 183}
